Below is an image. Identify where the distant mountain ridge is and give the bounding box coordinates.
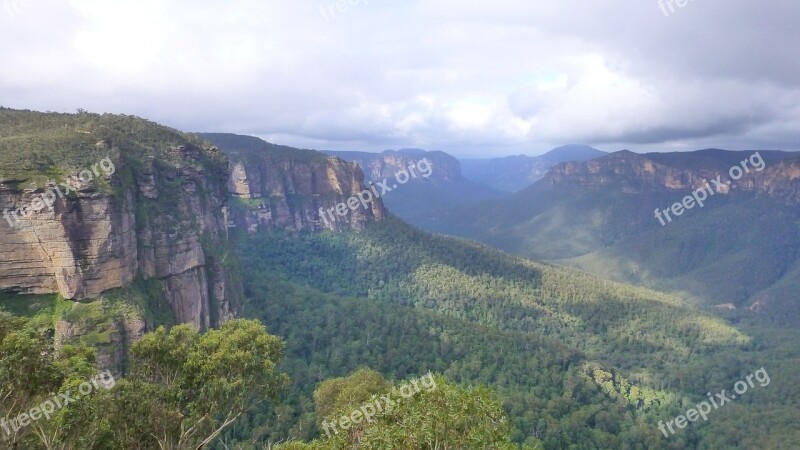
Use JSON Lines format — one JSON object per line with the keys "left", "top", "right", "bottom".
{"left": 460, "top": 144, "right": 607, "bottom": 192}
{"left": 416, "top": 148, "right": 800, "bottom": 321}
{"left": 323, "top": 148, "right": 463, "bottom": 183}
{"left": 323, "top": 148, "right": 506, "bottom": 225}
{"left": 543, "top": 149, "right": 800, "bottom": 201}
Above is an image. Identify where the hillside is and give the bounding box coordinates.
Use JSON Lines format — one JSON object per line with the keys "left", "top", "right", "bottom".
{"left": 2, "top": 111, "right": 799, "bottom": 449}
{"left": 227, "top": 217, "right": 800, "bottom": 449}
{"left": 417, "top": 149, "right": 800, "bottom": 322}
{"left": 460, "top": 144, "right": 607, "bottom": 192}
{"left": 323, "top": 148, "right": 506, "bottom": 225}
{"left": 200, "top": 133, "right": 387, "bottom": 232}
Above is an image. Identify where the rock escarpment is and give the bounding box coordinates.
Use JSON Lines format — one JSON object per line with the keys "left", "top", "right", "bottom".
{"left": 0, "top": 110, "right": 237, "bottom": 330}
{"left": 201, "top": 133, "right": 387, "bottom": 232}
{"left": 544, "top": 149, "right": 800, "bottom": 201}
{"left": 324, "top": 148, "right": 460, "bottom": 184}
{"left": 0, "top": 114, "right": 393, "bottom": 337}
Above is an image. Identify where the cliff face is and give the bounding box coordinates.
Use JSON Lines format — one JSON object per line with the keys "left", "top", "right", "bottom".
{"left": 324, "top": 149, "right": 461, "bottom": 184}
{"left": 128, "top": 144, "right": 236, "bottom": 329}
{"left": 0, "top": 116, "right": 393, "bottom": 336}
{"left": 0, "top": 111, "right": 237, "bottom": 330}
{"left": 321, "top": 147, "right": 507, "bottom": 224}
{"left": 227, "top": 156, "right": 386, "bottom": 232}
{"left": 543, "top": 150, "right": 800, "bottom": 201}
{"left": 0, "top": 182, "right": 139, "bottom": 300}
{"left": 200, "top": 133, "right": 387, "bottom": 233}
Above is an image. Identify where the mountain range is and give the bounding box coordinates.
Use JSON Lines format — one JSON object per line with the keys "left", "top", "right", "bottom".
{"left": 460, "top": 144, "right": 608, "bottom": 192}
{"left": 1, "top": 108, "right": 798, "bottom": 449}
{"left": 323, "top": 148, "right": 507, "bottom": 224}
{"left": 416, "top": 148, "right": 800, "bottom": 323}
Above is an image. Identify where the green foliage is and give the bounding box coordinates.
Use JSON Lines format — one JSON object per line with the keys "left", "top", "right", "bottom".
{"left": 279, "top": 374, "right": 522, "bottom": 450}
{"left": 313, "top": 368, "right": 392, "bottom": 425}
{"left": 0, "top": 108, "right": 218, "bottom": 186}
{"left": 224, "top": 218, "right": 800, "bottom": 449}
{"left": 0, "top": 315, "right": 291, "bottom": 450}
{"left": 236, "top": 219, "right": 749, "bottom": 377}
{"left": 225, "top": 258, "right": 675, "bottom": 448}
{"left": 89, "top": 319, "right": 290, "bottom": 449}
{"left": 0, "top": 311, "right": 97, "bottom": 448}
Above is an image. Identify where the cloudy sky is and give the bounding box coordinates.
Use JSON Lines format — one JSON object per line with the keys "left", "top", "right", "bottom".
{"left": 1, "top": 0, "right": 798, "bottom": 157}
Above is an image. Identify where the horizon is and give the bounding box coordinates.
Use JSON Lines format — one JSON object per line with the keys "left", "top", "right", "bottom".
{"left": 4, "top": 106, "right": 788, "bottom": 160}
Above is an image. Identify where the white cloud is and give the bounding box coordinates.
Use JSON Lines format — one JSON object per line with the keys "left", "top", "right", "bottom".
{"left": 0, "top": 0, "right": 798, "bottom": 157}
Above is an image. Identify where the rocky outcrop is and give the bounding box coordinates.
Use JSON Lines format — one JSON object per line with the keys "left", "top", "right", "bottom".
{"left": 55, "top": 306, "right": 146, "bottom": 376}
{"left": 324, "top": 148, "right": 460, "bottom": 184}
{"left": 226, "top": 155, "right": 386, "bottom": 232}
{"left": 0, "top": 186, "right": 138, "bottom": 300}
{"left": 543, "top": 149, "right": 800, "bottom": 202}
{"left": 199, "top": 133, "right": 387, "bottom": 233}
{"left": 0, "top": 139, "right": 236, "bottom": 330}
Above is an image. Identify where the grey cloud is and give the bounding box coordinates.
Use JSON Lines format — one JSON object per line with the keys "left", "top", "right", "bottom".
{"left": 0, "top": 0, "right": 798, "bottom": 156}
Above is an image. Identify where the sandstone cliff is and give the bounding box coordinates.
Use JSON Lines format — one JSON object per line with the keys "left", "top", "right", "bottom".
{"left": 323, "top": 148, "right": 462, "bottom": 184}
{"left": 201, "top": 133, "right": 387, "bottom": 232}
{"left": 543, "top": 149, "right": 800, "bottom": 201}
{"left": 0, "top": 110, "right": 237, "bottom": 330}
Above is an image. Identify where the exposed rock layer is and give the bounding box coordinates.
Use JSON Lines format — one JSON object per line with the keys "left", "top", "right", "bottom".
{"left": 226, "top": 155, "right": 386, "bottom": 232}
{"left": 0, "top": 143, "right": 235, "bottom": 330}
{"left": 199, "top": 133, "right": 387, "bottom": 233}
{"left": 544, "top": 150, "right": 800, "bottom": 202}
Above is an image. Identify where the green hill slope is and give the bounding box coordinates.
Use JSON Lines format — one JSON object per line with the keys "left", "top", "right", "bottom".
{"left": 416, "top": 150, "right": 800, "bottom": 323}
{"left": 225, "top": 218, "right": 800, "bottom": 449}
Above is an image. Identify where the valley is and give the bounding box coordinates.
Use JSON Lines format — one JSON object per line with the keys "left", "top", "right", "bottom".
{"left": 0, "top": 110, "right": 798, "bottom": 449}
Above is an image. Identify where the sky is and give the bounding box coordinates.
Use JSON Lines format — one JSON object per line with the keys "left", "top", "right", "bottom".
{"left": 1, "top": 0, "right": 798, "bottom": 158}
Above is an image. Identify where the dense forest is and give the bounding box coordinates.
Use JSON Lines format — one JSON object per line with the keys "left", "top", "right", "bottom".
{"left": 218, "top": 218, "right": 800, "bottom": 449}
{"left": 413, "top": 155, "right": 800, "bottom": 324}
{"left": 0, "top": 311, "right": 531, "bottom": 449}
{"left": 4, "top": 216, "right": 795, "bottom": 449}
{"left": 1, "top": 110, "right": 798, "bottom": 449}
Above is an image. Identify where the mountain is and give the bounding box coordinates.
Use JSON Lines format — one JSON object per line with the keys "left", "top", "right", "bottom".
{"left": 323, "top": 148, "right": 506, "bottom": 225}
{"left": 418, "top": 148, "right": 800, "bottom": 322}
{"left": 539, "top": 144, "right": 609, "bottom": 161}
{"left": 200, "top": 133, "right": 386, "bottom": 232}
{"left": 0, "top": 109, "right": 238, "bottom": 331}
{"left": 460, "top": 144, "right": 607, "bottom": 192}
{"left": 231, "top": 217, "right": 800, "bottom": 449}
{"left": 3, "top": 111, "right": 800, "bottom": 449}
